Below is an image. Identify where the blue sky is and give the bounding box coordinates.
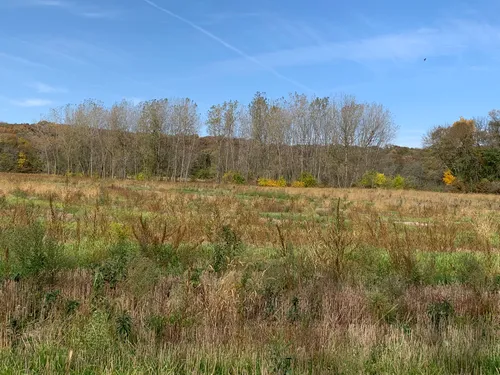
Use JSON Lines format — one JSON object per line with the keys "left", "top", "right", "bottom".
{"left": 1, "top": 0, "right": 500, "bottom": 147}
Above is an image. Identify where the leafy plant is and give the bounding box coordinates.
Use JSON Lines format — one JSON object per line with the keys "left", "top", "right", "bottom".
{"left": 212, "top": 225, "right": 242, "bottom": 274}
{"left": 222, "top": 170, "right": 246, "bottom": 185}
{"left": 428, "top": 299, "right": 454, "bottom": 332}
{"left": 116, "top": 311, "right": 133, "bottom": 342}
{"left": 258, "top": 177, "right": 287, "bottom": 187}
{"left": 294, "top": 172, "right": 317, "bottom": 188}
{"left": 443, "top": 169, "right": 456, "bottom": 185}
{"left": 374, "top": 173, "right": 387, "bottom": 188}
{"left": 392, "top": 174, "right": 406, "bottom": 189}
{"left": 291, "top": 180, "right": 305, "bottom": 188}
{"left": 1, "top": 222, "right": 65, "bottom": 284}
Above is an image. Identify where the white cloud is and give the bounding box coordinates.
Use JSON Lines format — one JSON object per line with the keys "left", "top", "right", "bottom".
{"left": 208, "top": 20, "right": 500, "bottom": 73}
{"left": 30, "top": 82, "right": 67, "bottom": 94}
{"left": 10, "top": 99, "right": 54, "bottom": 107}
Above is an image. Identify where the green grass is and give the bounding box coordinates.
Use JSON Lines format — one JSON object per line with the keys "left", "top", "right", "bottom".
{"left": 237, "top": 189, "right": 292, "bottom": 200}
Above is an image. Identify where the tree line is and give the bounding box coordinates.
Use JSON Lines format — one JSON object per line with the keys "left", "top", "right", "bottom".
{"left": 11, "top": 92, "right": 397, "bottom": 187}
{"left": 1, "top": 91, "right": 500, "bottom": 191}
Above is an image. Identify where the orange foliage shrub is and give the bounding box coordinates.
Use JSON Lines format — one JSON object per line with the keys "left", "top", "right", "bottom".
{"left": 443, "top": 169, "right": 456, "bottom": 185}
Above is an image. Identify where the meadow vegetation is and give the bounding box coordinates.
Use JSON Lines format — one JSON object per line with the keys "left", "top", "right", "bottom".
{"left": 0, "top": 173, "right": 499, "bottom": 374}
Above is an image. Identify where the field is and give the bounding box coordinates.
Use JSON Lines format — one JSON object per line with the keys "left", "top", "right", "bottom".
{"left": 0, "top": 173, "right": 499, "bottom": 374}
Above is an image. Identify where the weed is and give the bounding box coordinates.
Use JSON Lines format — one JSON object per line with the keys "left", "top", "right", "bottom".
{"left": 65, "top": 300, "right": 80, "bottom": 315}
{"left": 0, "top": 222, "right": 65, "bottom": 284}
{"left": 212, "top": 225, "right": 242, "bottom": 274}
{"left": 428, "top": 299, "right": 454, "bottom": 332}
{"left": 116, "top": 310, "right": 133, "bottom": 342}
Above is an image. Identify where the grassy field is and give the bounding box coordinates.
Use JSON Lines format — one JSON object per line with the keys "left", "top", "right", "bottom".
{"left": 0, "top": 173, "right": 499, "bottom": 374}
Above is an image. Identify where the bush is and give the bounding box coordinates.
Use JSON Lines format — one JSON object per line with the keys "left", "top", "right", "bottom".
{"left": 222, "top": 171, "right": 245, "bottom": 185}
{"left": 447, "top": 177, "right": 467, "bottom": 193}
{"left": 443, "top": 169, "right": 456, "bottom": 186}
{"left": 194, "top": 168, "right": 214, "bottom": 180}
{"left": 292, "top": 172, "right": 317, "bottom": 188}
{"left": 374, "top": 173, "right": 387, "bottom": 188}
{"left": 135, "top": 172, "right": 150, "bottom": 181}
{"left": 291, "top": 181, "right": 305, "bottom": 188}
{"left": 94, "top": 241, "right": 135, "bottom": 288}
{"left": 211, "top": 225, "right": 242, "bottom": 274}
{"left": 257, "top": 177, "right": 287, "bottom": 187}
{"left": 359, "top": 171, "right": 377, "bottom": 188}
{"left": 428, "top": 299, "right": 454, "bottom": 331}
{"left": 0, "top": 222, "right": 65, "bottom": 283}
{"left": 474, "top": 178, "right": 492, "bottom": 194}
{"left": 392, "top": 174, "right": 406, "bottom": 189}
{"left": 361, "top": 172, "right": 406, "bottom": 190}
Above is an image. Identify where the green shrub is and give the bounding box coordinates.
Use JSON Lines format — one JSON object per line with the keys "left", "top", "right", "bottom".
{"left": 359, "top": 171, "right": 377, "bottom": 188}
{"left": 135, "top": 172, "right": 151, "bottom": 181}
{"left": 1, "top": 222, "right": 65, "bottom": 283}
{"left": 212, "top": 225, "right": 242, "bottom": 274}
{"left": 194, "top": 168, "right": 215, "bottom": 180}
{"left": 392, "top": 175, "right": 406, "bottom": 189}
{"left": 222, "top": 171, "right": 246, "bottom": 185}
{"left": 65, "top": 300, "right": 80, "bottom": 315}
{"left": 94, "top": 241, "right": 135, "bottom": 288}
{"left": 296, "top": 172, "right": 317, "bottom": 188}
{"left": 361, "top": 172, "right": 404, "bottom": 189}
{"left": 116, "top": 311, "right": 133, "bottom": 342}
{"left": 427, "top": 299, "right": 454, "bottom": 331}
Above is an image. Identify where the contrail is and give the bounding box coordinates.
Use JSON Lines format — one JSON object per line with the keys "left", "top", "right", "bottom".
{"left": 141, "top": 0, "right": 314, "bottom": 92}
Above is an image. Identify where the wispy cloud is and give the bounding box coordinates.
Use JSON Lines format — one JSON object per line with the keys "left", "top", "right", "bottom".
{"left": 10, "top": 98, "right": 54, "bottom": 107}
{"left": 198, "top": 12, "right": 263, "bottom": 26}
{"left": 140, "top": 0, "right": 313, "bottom": 92}
{"left": 29, "top": 82, "right": 67, "bottom": 94}
{"left": 0, "top": 52, "right": 49, "bottom": 69}
{"left": 19, "top": 0, "right": 118, "bottom": 19}
{"left": 80, "top": 11, "right": 117, "bottom": 19}
{"left": 16, "top": 37, "right": 123, "bottom": 67}
{"left": 209, "top": 20, "right": 500, "bottom": 74}
{"left": 32, "top": 0, "right": 66, "bottom": 6}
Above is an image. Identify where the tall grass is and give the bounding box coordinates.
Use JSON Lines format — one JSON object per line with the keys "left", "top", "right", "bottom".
{"left": 0, "top": 173, "right": 498, "bottom": 374}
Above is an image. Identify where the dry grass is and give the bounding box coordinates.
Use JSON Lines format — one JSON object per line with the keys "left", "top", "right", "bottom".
{"left": 0, "top": 173, "right": 499, "bottom": 374}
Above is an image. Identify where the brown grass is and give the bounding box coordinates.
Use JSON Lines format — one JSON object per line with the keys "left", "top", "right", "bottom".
{"left": 0, "top": 173, "right": 499, "bottom": 373}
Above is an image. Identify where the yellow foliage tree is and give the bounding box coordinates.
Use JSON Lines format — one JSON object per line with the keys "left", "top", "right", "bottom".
{"left": 443, "top": 169, "right": 456, "bottom": 185}
{"left": 17, "top": 151, "right": 27, "bottom": 171}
